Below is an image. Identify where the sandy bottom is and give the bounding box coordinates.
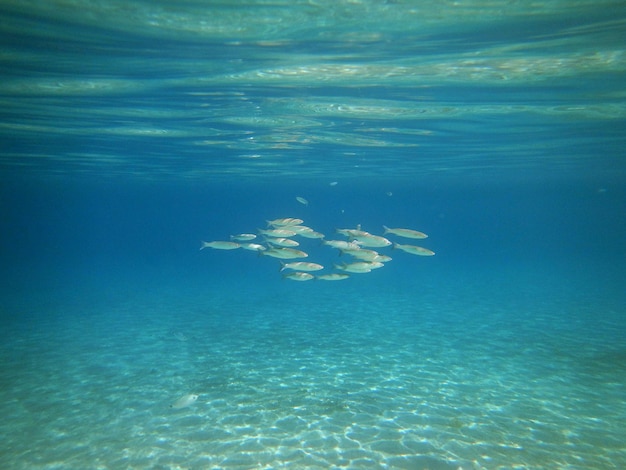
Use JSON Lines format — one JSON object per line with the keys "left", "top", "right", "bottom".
{"left": 1, "top": 274, "right": 625, "bottom": 469}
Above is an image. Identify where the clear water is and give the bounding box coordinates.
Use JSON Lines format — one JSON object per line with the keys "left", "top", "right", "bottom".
{"left": 1, "top": 1, "right": 625, "bottom": 469}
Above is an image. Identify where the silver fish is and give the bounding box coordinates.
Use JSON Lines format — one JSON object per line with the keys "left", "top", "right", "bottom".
{"left": 261, "top": 247, "right": 308, "bottom": 259}
{"left": 280, "top": 261, "right": 324, "bottom": 272}
{"left": 316, "top": 273, "right": 349, "bottom": 281}
{"left": 259, "top": 228, "right": 297, "bottom": 238}
{"left": 266, "top": 237, "right": 300, "bottom": 247}
{"left": 267, "top": 217, "right": 304, "bottom": 227}
{"left": 283, "top": 271, "right": 314, "bottom": 281}
{"left": 200, "top": 241, "right": 240, "bottom": 250}
{"left": 171, "top": 393, "right": 198, "bottom": 409}
{"left": 394, "top": 243, "right": 435, "bottom": 256}
{"left": 230, "top": 233, "right": 257, "bottom": 241}
{"left": 383, "top": 226, "right": 428, "bottom": 239}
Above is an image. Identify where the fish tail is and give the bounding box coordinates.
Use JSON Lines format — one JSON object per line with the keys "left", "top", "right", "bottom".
{"left": 279, "top": 261, "right": 286, "bottom": 272}
{"left": 382, "top": 225, "right": 390, "bottom": 234}
{"left": 199, "top": 241, "right": 208, "bottom": 250}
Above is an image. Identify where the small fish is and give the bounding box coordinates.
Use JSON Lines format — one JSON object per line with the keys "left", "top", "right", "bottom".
{"left": 383, "top": 226, "right": 428, "bottom": 239}
{"left": 316, "top": 273, "right": 349, "bottom": 281}
{"left": 344, "top": 249, "right": 391, "bottom": 263}
{"left": 283, "top": 271, "right": 315, "bottom": 281}
{"left": 288, "top": 225, "right": 315, "bottom": 234}
{"left": 394, "top": 243, "right": 435, "bottom": 256}
{"left": 266, "top": 237, "right": 300, "bottom": 247}
{"left": 170, "top": 393, "right": 198, "bottom": 409}
{"left": 267, "top": 217, "right": 304, "bottom": 227}
{"left": 296, "top": 196, "right": 309, "bottom": 206}
{"left": 258, "top": 228, "right": 297, "bottom": 238}
{"left": 261, "top": 247, "right": 309, "bottom": 259}
{"left": 280, "top": 261, "right": 324, "bottom": 272}
{"left": 297, "top": 230, "right": 325, "bottom": 239}
{"left": 336, "top": 227, "right": 370, "bottom": 238}
{"left": 230, "top": 233, "right": 257, "bottom": 241}
{"left": 240, "top": 243, "right": 267, "bottom": 251}
{"left": 323, "top": 240, "right": 362, "bottom": 251}
{"left": 173, "top": 332, "right": 188, "bottom": 341}
{"left": 334, "top": 262, "right": 382, "bottom": 273}
{"left": 350, "top": 233, "right": 392, "bottom": 248}
{"left": 200, "top": 241, "right": 240, "bottom": 250}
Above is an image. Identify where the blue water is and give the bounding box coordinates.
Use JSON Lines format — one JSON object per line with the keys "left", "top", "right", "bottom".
{"left": 1, "top": 2, "right": 626, "bottom": 469}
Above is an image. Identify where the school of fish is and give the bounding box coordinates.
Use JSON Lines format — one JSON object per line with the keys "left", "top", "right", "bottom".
{"left": 200, "top": 217, "right": 434, "bottom": 281}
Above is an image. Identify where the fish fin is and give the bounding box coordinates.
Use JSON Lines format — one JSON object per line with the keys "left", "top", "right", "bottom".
{"left": 382, "top": 225, "right": 390, "bottom": 234}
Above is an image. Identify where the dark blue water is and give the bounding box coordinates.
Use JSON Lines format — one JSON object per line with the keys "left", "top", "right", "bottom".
{"left": 1, "top": 1, "right": 626, "bottom": 468}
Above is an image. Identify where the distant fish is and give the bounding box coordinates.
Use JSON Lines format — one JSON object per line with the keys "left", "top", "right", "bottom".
{"left": 316, "top": 273, "right": 349, "bottom": 281}
{"left": 296, "top": 196, "right": 309, "bottom": 206}
{"left": 266, "top": 237, "right": 300, "bottom": 247}
{"left": 282, "top": 271, "right": 314, "bottom": 281}
{"left": 336, "top": 227, "right": 369, "bottom": 238}
{"left": 240, "top": 243, "right": 267, "bottom": 251}
{"left": 394, "top": 243, "right": 435, "bottom": 256}
{"left": 323, "top": 240, "right": 361, "bottom": 251}
{"left": 334, "top": 261, "right": 383, "bottom": 273}
{"left": 261, "top": 247, "right": 309, "bottom": 259}
{"left": 230, "top": 233, "right": 257, "bottom": 242}
{"left": 288, "top": 225, "right": 315, "bottom": 234}
{"left": 170, "top": 393, "right": 198, "bottom": 409}
{"left": 329, "top": 181, "right": 338, "bottom": 186}
{"left": 289, "top": 225, "right": 325, "bottom": 239}
{"left": 280, "top": 261, "right": 324, "bottom": 272}
{"left": 297, "top": 230, "right": 325, "bottom": 239}
{"left": 349, "top": 233, "right": 392, "bottom": 248}
{"left": 383, "top": 226, "right": 428, "bottom": 239}
{"left": 343, "top": 248, "right": 391, "bottom": 263}
{"left": 258, "top": 228, "right": 297, "bottom": 238}
{"left": 173, "top": 332, "right": 188, "bottom": 342}
{"left": 267, "top": 217, "right": 303, "bottom": 227}
{"left": 200, "top": 241, "right": 240, "bottom": 250}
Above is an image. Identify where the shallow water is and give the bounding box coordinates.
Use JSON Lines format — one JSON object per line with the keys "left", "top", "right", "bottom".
{"left": 1, "top": 1, "right": 626, "bottom": 468}
{"left": 2, "top": 243, "right": 625, "bottom": 469}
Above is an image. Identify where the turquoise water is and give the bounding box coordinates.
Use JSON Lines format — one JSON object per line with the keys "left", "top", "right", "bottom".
{"left": 1, "top": 1, "right": 626, "bottom": 469}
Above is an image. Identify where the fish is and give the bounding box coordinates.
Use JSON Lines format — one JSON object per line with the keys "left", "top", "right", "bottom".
{"left": 258, "top": 228, "right": 297, "bottom": 238}
{"left": 297, "top": 230, "right": 325, "bottom": 239}
{"left": 344, "top": 249, "right": 391, "bottom": 263}
{"left": 316, "top": 273, "right": 349, "bottom": 281}
{"left": 349, "top": 233, "right": 392, "bottom": 248}
{"left": 266, "top": 237, "right": 300, "bottom": 247}
{"left": 240, "top": 243, "right": 267, "bottom": 251}
{"left": 288, "top": 225, "right": 315, "bottom": 234}
{"left": 261, "top": 247, "right": 309, "bottom": 259}
{"left": 267, "top": 217, "right": 304, "bottom": 227}
{"left": 336, "top": 228, "right": 370, "bottom": 238}
{"left": 335, "top": 261, "right": 383, "bottom": 273}
{"left": 394, "top": 243, "right": 435, "bottom": 256}
{"left": 323, "top": 240, "right": 362, "bottom": 250}
{"left": 296, "top": 196, "right": 309, "bottom": 206}
{"left": 283, "top": 271, "right": 315, "bottom": 281}
{"left": 173, "top": 332, "right": 188, "bottom": 341}
{"left": 280, "top": 261, "right": 324, "bottom": 272}
{"left": 230, "top": 233, "right": 257, "bottom": 241}
{"left": 382, "top": 226, "right": 428, "bottom": 239}
{"left": 170, "top": 393, "right": 198, "bottom": 409}
{"left": 200, "top": 241, "right": 240, "bottom": 250}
